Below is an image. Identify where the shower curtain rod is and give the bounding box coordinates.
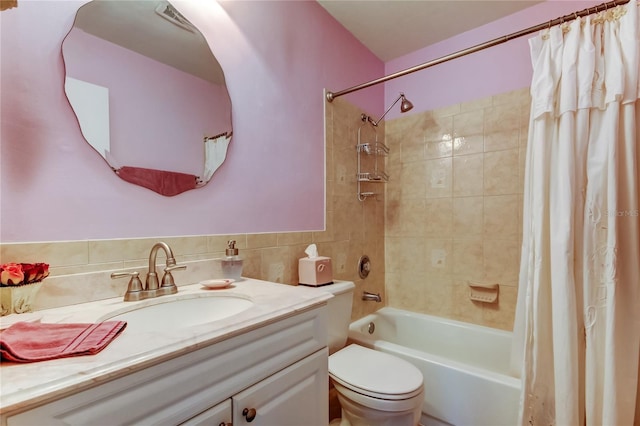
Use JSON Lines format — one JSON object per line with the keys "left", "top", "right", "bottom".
{"left": 325, "top": 0, "right": 630, "bottom": 102}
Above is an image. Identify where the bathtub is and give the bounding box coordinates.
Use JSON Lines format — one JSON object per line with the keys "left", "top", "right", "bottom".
{"left": 348, "top": 307, "right": 521, "bottom": 426}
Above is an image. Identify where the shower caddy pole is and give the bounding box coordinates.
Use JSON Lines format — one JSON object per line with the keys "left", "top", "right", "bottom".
{"left": 325, "top": 0, "right": 630, "bottom": 102}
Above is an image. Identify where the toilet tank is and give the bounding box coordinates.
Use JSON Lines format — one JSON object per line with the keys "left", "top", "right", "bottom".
{"left": 319, "top": 281, "right": 355, "bottom": 354}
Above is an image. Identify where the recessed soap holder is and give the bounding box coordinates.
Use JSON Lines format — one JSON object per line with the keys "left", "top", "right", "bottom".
{"left": 468, "top": 281, "right": 499, "bottom": 303}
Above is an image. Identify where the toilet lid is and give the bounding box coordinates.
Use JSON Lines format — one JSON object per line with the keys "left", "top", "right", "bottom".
{"left": 328, "top": 344, "right": 423, "bottom": 397}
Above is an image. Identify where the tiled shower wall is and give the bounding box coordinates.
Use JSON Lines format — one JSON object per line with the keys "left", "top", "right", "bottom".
{"left": 0, "top": 97, "right": 385, "bottom": 321}
{"left": 384, "top": 88, "right": 530, "bottom": 330}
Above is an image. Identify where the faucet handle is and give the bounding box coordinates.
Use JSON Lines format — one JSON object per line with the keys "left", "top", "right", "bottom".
{"left": 163, "top": 264, "right": 186, "bottom": 285}
{"left": 157, "top": 264, "right": 186, "bottom": 295}
{"left": 111, "top": 271, "right": 146, "bottom": 301}
{"left": 164, "top": 264, "right": 187, "bottom": 273}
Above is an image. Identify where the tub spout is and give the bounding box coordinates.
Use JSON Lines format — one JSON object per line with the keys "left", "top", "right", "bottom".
{"left": 362, "top": 291, "right": 382, "bottom": 302}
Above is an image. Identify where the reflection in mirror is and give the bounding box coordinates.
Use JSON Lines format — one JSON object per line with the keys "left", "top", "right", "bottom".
{"left": 62, "top": 0, "right": 232, "bottom": 196}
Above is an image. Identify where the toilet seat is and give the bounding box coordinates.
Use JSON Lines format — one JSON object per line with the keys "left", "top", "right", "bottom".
{"left": 328, "top": 344, "right": 423, "bottom": 401}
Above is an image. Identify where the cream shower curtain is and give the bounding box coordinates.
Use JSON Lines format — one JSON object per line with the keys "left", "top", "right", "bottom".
{"left": 511, "top": 1, "right": 640, "bottom": 425}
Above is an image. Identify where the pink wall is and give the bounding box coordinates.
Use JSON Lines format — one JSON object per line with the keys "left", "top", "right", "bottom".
{"left": 0, "top": 0, "right": 383, "bottom": 242}
{"left": 64, "top": 28, "right": 230, "bottom": 174}
{"left": 384, "top": 0, "right": 601, "bottom": 119}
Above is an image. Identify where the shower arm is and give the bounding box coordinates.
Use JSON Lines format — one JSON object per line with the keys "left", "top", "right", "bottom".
{"left": 360, "top": 92, "right": 413, "bottom": 127}
{"left": 363, "top": 93, "right": 409, "bottom": 127}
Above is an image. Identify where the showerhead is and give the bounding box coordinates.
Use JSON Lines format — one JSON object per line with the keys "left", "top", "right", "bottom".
{"left": 400, "top": 94, "right": 413, "bottom": 113}
{"left": 364, "top": 92, "right": 414, "bottom": 127}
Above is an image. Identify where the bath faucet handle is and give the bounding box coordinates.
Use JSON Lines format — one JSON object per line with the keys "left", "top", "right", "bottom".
{"left": 111, "top": 271, "right": 145, "bottom": 302}
{"left": 158, "top": 264, "right": 186, "bottom": 295}
{"left": 162, "top": 264, "right": 186, "bottom": 285}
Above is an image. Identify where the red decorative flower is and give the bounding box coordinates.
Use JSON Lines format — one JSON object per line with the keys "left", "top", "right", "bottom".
{"left": 0, "top": 262, "right": 49, "bottom": 286}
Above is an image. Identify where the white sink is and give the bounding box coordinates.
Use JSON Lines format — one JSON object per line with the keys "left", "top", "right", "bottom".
{"left": 102, "top": 295, "right": 254, "bottom": 333}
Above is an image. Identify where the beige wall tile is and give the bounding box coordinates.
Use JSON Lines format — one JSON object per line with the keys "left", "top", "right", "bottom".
{"left": 425, "top": 198, "right": 453, "bottom": 238}
{"left": 242, "top": 248, "right": 262, "bottom": 280}
{"left": 492, "top": 87, "right": 530, "bottom": 107}
{"left": 484, "top": 129, "right": 519, "bottom": 152}
{"left": 246, "top": 233, "right": 278, "bottom": 249}
{"left": 385, "top": 271, "right": 426, "bottom": 313}
{"left": 207, "top": 235, "right": 247, "bottom": 252}
{"left": 454, "top": 108, "right": 483, "bottom": 133}
{"left": 450, "top": 280, "right": 484, "bottom": 324}
{"left": 425, "top": 139, "right": 453, "bottom": 160}
{"left": 452, "top": 238, "right": 483, "bottom": 280}
{"left": 453, "top": 134, "right": 484, "bottom": 156}
{"left": 398, "top": 161, "right": 428, "bottom": 199}
{"left": 425, "top": 158, "right": 453, "bottom": 199}
{"left": 453, "top": 197, "right": 483, "bottom": 237}
{"left": 401, "top": 140, "right": 426, "bottom": 163}
{"left": 260, "top": 245, "right": 294, "bottom": 284}
{"left": 484, "top": 239, "right": 520, "bottom": 283}
{"left": 460, "top": 96, "right": 492, "bottom": 112}
{"left": 385, "top": 237, "right": 426, "bottom": 276}
{"left": 1, "top": 241, "right": 89, "bottom": 272}
{"left": 385, "top": 198, "right": 427, "bottom": 238}
{"left": 484, "top": 149, "right": 519, "bottom": 195}
{"left": 432, "top": 103, "right": 461, "bottom": 117}
{"left": 277, "top": 232, "right": 313, "bottom": 247}
{"left": 482, "top": 284, "right": 518, "bottom": 330}
{"left": 425, "top": 238, "right": 453, "bottom": 277}
{"left": 484, "top": 103, "right": 519, "bottom": 134}
{"left": 422, "top": 276, "right": 454, "bottom": 317}
{"left": 423, "top": 114, "right": 453, "bottom": 143}
{"left": 453, "top": 154, "right": 484, "bottom": 196}
{"left": 519, "top": 145, "right": 527, "bottom": 194}
{"left": 483, "top": 195, "right": 519, "bottom": 238}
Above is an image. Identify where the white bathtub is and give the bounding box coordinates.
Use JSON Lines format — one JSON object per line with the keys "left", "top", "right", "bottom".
{"left": 348, "top": 307, "right": 521, "bottom": 426}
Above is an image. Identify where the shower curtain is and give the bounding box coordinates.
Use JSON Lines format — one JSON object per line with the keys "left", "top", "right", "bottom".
{"left": 511, "top": 1, "right": 640, "bottom": 425}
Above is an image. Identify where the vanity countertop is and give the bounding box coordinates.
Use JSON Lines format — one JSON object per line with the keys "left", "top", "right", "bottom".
{"left": 0, "top": 279, "right": 332, "bottom": 415}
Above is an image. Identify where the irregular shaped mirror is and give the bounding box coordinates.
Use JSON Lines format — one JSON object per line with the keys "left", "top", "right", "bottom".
{"left": 62, "top": 0, "right": 232, "bottom": 196}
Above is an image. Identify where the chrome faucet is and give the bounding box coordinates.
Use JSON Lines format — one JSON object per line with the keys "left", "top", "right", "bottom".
{"left": 362, "top": 291, "right": 382, "bottom": 302}
{"left": 145, "top": 242, "right": 186, "bottom": 298}
{"left": 110, "top": 241, "right": 186, "bottom": 301}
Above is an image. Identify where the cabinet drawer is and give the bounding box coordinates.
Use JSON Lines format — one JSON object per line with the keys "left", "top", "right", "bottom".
{"left": 7, "top": 306, "right": 327, "bottom": 426}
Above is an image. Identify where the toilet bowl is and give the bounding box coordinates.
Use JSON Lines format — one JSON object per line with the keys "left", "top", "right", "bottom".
{"left": 329, "top": 344, "right": 423, "bottom": 426}
{"left": 316, "top": 281, "right": 424, "bottom": 426}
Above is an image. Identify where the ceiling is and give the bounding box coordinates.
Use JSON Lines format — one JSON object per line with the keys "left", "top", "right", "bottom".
{"left": 317, "top": 0, "right": 543, "bottom": 61}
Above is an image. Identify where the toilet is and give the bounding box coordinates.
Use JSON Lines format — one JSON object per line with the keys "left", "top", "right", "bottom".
{"left": 320, "top": 281, "right": 424, "bottom": 426}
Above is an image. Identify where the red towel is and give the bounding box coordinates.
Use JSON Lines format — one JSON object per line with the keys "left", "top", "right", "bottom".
{"left": 116, "top": 166, "right": 197, "bottom": 197}
{"left": 0, "top": 321, "right": 127, "bottom": 363}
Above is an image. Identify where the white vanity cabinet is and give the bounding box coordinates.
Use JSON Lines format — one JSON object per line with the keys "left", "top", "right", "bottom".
{"left": 183, "top": 348, "right": 327, "bottom": 426}
{"left": 5, "top": 306, "right": 328, "bottom": 426}
{"left": 181, "top": 399, "right": 232, "bottom": 426}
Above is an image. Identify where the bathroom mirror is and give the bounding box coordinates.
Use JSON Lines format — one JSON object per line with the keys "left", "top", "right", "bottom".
{"left": 62, "top": 0, "right": 232, "bottom": 196}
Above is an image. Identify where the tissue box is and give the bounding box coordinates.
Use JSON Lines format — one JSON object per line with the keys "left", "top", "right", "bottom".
{"left": 298, "top": 257, "right": 333, "bottom": 286}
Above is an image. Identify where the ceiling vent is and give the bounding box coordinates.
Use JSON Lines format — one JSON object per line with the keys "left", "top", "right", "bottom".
{"left": 154, "top": 1, "right": 197, "bottom": 33}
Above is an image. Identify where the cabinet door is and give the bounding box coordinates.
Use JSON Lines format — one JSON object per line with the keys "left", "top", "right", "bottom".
{"left": 233, "top": 348, "right": 328, "bottom": 426}
{"left": 180, "top": 399, "right": 232, "bottom": 426}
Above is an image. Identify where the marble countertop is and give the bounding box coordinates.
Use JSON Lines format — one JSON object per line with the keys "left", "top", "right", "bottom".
{"left": 0, "top": 279, "right": 332, "bottom": 415}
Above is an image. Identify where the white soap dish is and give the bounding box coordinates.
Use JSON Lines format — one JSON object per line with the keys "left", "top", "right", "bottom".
{"left": 200, "top": 279, "right": 235, "bottom": 289}
{"left": 467, "top": 281, "right": 499, "bottom": 303}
